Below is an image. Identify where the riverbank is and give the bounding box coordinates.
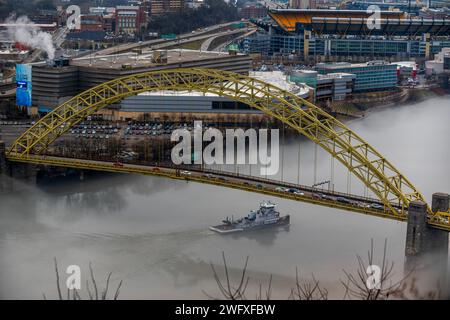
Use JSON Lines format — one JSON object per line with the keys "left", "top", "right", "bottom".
{"left": 333, "top": 87, "right": 449, "bottom": 119}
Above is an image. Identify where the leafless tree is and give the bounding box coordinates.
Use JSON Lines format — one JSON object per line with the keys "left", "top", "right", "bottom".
{"left": 207, "top": 240, "right": 421, "bottom": 301}
{"left": 205, "top": 253, "right": 328, "bottom": 300}
{"left": 255, "top": 274, "right": 273, "bottom": 300}
{"left": 203, "top": 252, "right": 250, "bottom": 300}
{"left": 340, "top": 239, "right": 408, "bottom": 300}
{"left": 288, "top": 267, "right": 328, "bottom": 300}
{"left": 44, "top": 258, "right": 122, "bottom": 300}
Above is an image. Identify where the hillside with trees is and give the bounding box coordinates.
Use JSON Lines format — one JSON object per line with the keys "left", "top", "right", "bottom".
{"left": 0, "top": 0, "right": 56, "bottom": 20}
{"left": 148, "top": 0, "right": 240, "bottom": 35}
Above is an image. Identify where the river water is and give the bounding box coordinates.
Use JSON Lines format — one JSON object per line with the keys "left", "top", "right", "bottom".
{"left": 0, "top": 97, "right": 449, "bottom": 299}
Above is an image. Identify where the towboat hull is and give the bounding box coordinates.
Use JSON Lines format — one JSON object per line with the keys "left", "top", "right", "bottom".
{"left": 210, "top": 215, "right": 290, "bottom": 234}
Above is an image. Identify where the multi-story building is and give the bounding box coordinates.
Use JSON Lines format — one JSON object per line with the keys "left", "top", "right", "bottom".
{"left": 78, "top": 14, "right": 116, "bottom": 33}
{"left": 343, "top": 1, "right": 424, "bottom": 16}
{"left": 150, "top": 0, "right": 184, "bottom": 15}
{"left": 244, "top": 34, "right": 450, "bottom": 60}
{"left": 80, "top": 15, "right": 105, "bottom": 32}
{"left": 419, "top": 7, "right": 450, "bottom": 19}
{"left": 85, "top": 7, "right": 116, "bottom": 32}
{"left": 115, "top": 70, "right": 310, "bottom": 119}
{"left": 186, "top": 0, "right": 204, "bottom": 9}
{"left": 289, "top": 69, "right": 355, "bottom": 102}
{"left": 88, "top": 7, "right": 116, "bottom": 15}
{"left": 445, "top": 53, "right": 450, "bottom": 72}
{"left": 29, "top": 50, "right": 252, "bottom": 114}
{"left": 289, "top": 0, "right": 316, "bottom": 9}
{"left": 115, "top": 5, "right": 148, "bottom": 35}
{"left": 103, "top": 14, "right": 116, "bottom": 33}
{"left": 29, "top": 9, "right": 62, "bottom": 29}
{"left": 425, "top": 48, "right": 450, "bottom": 75}
{"left": 315, "top": 61, "right": 397, "bottom": 92}
{"left": 240, "top": 4, "right": 267, "bottom": 19}
{"left": 30, "top": 59, "right": 79, "bottom": 113}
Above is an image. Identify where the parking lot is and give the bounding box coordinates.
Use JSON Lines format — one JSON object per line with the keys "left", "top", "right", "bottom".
{"left": 66, "top": 119, "right": 221, "bottom": 141}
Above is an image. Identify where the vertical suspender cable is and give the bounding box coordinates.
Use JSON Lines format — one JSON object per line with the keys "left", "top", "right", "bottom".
{"left": 330, "top": 155, "right": 334, "bottom": 192}
{"left": 313, "top": 142, "right": 318, "bottom": 186}
{"left": 297, "top": 137, "right": 301, "bottom": 185}
{"left": 281, "top": 116, "right": 285, "bottom": 183}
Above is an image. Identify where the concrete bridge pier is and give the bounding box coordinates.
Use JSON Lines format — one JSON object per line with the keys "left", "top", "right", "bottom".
{"left": 0, "top": 141, "right": 6, "bottom": 172}
{"left": 405, "top": 194, "right": 449, "bottom": 298}
{"left": 439, "top": 74, "right": 449, "bottom": 89}
{"left": 0, "top": 141, "right": 37, "bottom": 193}
{"left": 0, "top": 140, "right": 13, "bottom": 194}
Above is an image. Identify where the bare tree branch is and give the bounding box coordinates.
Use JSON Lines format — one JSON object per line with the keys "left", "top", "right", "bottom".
{"left": 340, "top": 239, "right": 408, "bottom": 300}
{"left": 205, "top": 252, "right": 250, "bottom": 300}
{"left": 54, "top": 257, "right": 63, "bottom": 300}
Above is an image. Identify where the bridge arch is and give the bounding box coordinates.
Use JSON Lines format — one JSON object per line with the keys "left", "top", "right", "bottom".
{"left": 8, "top": 68, "right": 427, "bottom": 216}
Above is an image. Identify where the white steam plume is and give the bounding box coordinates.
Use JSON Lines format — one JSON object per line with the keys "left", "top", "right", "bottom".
{"left": 5, "top": 15, "right": 55, "bottom": 60}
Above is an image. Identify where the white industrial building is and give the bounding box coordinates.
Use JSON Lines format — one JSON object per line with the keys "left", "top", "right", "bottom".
{"left": 120, "top": 71, "right": 311, "bottom": 114}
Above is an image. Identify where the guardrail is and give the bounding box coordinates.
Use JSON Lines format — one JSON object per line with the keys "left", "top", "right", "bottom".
{"left": 6, "top": 153, "right": 407, "bottom": 223}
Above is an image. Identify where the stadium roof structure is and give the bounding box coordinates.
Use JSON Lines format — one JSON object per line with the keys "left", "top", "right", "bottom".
{"left": 268, "top": 9, "right": 406, "bottom": 32}
{"left": 258, "top": 9, "right": 450, "bottom": 37}
{"left": 310, "top": 17, "right": 450, "bottom": 37}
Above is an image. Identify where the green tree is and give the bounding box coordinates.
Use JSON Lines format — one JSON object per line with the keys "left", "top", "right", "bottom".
{"left": 148, "top": 0, "right": 239, "bottom": 35}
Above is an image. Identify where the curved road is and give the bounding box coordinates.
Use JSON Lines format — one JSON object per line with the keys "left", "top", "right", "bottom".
{"left": 94, "top": 21, "right": 248, "bottom": 56}
{"left": 200, "top": 28, "right": 252, "bottom": 51}
{"left": 212, "top": 29, "right": 257, "bottom": 52}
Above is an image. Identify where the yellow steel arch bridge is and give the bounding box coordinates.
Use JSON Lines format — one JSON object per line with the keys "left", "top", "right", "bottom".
{"left": 5, "top": 68, "right": 450, "bottom": 230}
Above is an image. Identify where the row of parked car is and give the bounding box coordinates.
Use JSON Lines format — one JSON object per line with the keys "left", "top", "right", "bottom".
{"left": 125, "top": 128, "right": 171, "bottom": 136}
{"left": 0, "top": 121, "right": 32, "bottom": 125}
{"left": 124, "top": 122, "right": 205, "bottom": 136}
{"left": 62, "top": 120, "right": 220, "bottom": 138}
{"left": 69, "top": 122, "right": 121, "bottom": 138}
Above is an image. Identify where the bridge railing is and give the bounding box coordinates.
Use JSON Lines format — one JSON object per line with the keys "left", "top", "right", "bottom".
{"left": 105, "top": 157, "right": 399, "bottom": 209}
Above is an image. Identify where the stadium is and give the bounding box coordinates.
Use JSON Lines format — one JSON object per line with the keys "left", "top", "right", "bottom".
{"left": 244, "top": 8, "right": 450, "bottom": 62}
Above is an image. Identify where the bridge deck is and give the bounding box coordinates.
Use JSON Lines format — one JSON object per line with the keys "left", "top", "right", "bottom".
{"left": 7, "top": 154, "right": 450, "bottom": 231}
{"left": 7, "top": 153, "right": 408, "bottom": 219}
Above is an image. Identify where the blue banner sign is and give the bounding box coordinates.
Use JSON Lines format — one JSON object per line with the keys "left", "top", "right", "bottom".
{"left": 16, "top": 64, "right": 32, "bottom": 107}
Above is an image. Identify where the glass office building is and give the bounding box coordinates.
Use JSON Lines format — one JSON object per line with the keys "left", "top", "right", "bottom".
{"left": 242, "top": 34, "right": 450, "bottom": 59}
{"left": 315, "top": 61, "right": 398, "bottom": 92}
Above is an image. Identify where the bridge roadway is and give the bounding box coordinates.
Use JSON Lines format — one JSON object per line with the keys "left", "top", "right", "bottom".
{"left": 0, "top": 83, "right": 15, "bottom": 97}
{"left": 157, "top": 28, "right": 250, "bottom": 51}
{"left": 93, "top": 21, "right": 247, "bottom": 56}
{"left": 211, "top": 29, "right": 257, "bottom": 52}
{"left": 7, "top": 153, "right": 410, "bottom": 222}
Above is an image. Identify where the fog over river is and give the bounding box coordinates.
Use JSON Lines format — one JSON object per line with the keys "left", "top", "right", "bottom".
{"left": 0, "top": 97, "right": 449, "bottom": 299}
